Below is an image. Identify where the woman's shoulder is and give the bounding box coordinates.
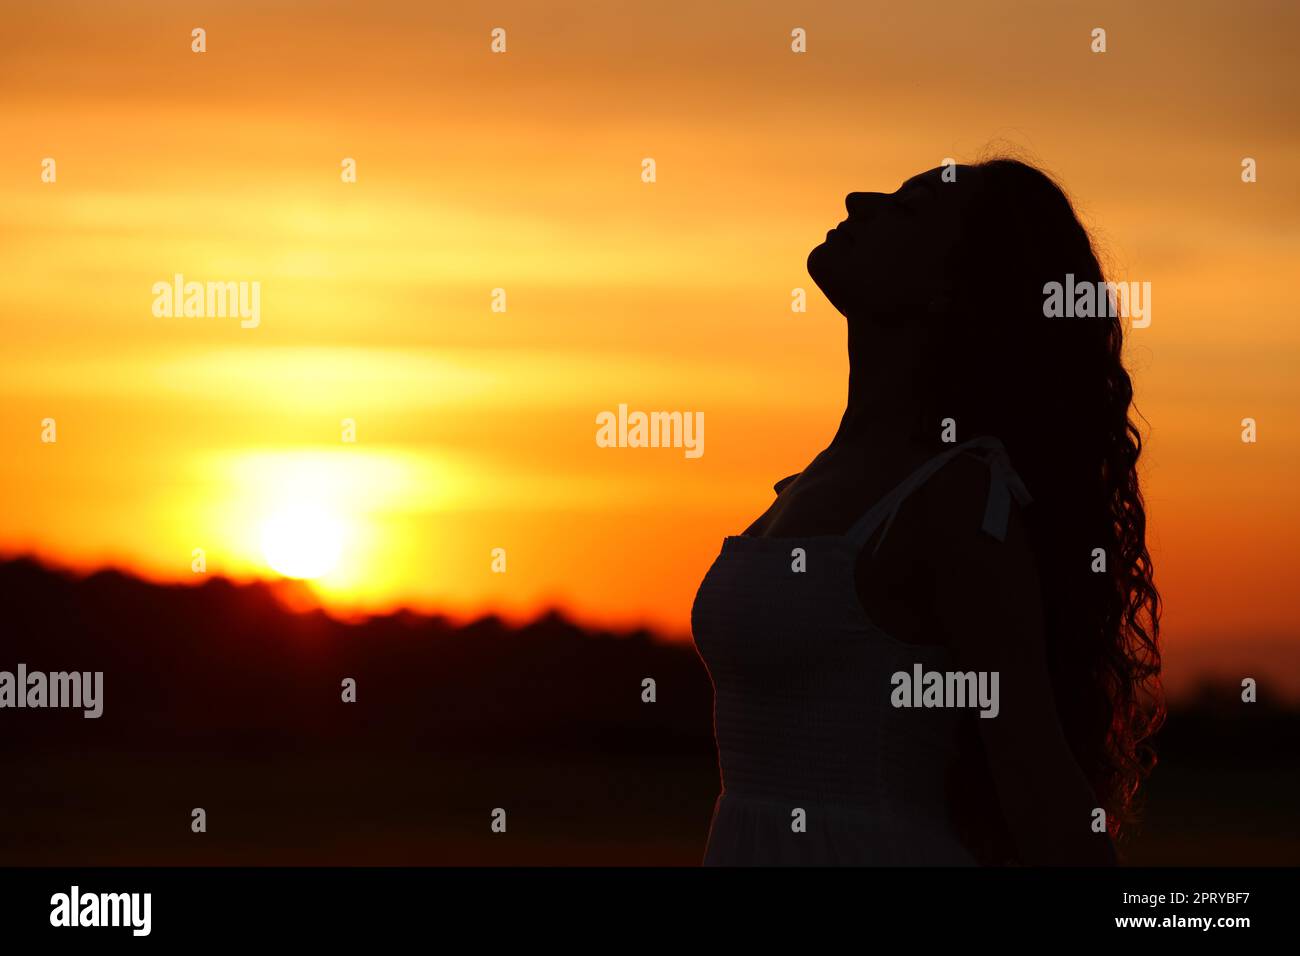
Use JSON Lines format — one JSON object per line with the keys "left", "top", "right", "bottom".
{"left": 911, "top": 449, "right": 1035, "bottom": 566}
{"left": 908, "top": 450, "right": 1044, "bottom": 652}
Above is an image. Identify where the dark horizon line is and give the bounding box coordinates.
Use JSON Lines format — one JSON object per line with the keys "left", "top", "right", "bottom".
{"left": 1, "top": 552, "right": 1295, "bottom": 709}
{"left": 0, "top": 551, "right": 680, "bottom": 639}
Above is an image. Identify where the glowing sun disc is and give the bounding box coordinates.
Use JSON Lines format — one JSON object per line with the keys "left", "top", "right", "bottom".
{"left": 260, "top": 503, "right": 344, "bottom": 579}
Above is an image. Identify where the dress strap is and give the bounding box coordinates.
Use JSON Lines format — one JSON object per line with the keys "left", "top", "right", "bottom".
{"left": 845, "top": 436, "right": 1032, "bottom": 554}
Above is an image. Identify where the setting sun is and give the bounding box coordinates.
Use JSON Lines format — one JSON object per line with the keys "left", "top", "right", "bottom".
{"left": 260, "top": 503, "right": 345, "bottom": 580}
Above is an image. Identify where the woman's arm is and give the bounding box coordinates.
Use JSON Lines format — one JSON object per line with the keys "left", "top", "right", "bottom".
{"left": 922, "top": 455, "right": 1118, "bottom": 866}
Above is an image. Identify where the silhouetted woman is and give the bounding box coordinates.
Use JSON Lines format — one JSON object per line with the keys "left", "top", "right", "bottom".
{"left": 692, "top": 158, "right": 1163, "bottom": 865}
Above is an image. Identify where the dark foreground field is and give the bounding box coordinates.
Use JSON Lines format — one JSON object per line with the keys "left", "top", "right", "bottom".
{"left": 2, "top": 559, "right": 1295, "bottom": 865}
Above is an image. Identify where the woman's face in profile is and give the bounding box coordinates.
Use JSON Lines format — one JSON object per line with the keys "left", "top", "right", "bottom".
{"left": 807, "top": 165, "right": 970, "bottom": 325}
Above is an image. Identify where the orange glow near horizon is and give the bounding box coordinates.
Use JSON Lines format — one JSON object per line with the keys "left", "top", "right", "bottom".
{"left": 2, "top": 1, "right": 1299, "bottom": 702}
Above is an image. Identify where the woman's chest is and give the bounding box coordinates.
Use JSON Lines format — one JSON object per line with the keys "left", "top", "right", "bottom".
{"left": 690, "top": 541, "right": 866, "bottom": 659}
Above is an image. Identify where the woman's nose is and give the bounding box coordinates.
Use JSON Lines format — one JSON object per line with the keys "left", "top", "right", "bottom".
{"left": 845, "top": 191, "right": 887, "bottom": 220}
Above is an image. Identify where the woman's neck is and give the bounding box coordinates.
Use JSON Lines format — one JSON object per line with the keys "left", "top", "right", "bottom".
{"left": 826, "top": 321, "right": 925, "bottom": 456}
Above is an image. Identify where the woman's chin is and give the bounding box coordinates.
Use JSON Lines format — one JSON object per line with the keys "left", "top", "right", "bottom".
{"left": 806, "top": 242, "right": 833, "bottom": 281}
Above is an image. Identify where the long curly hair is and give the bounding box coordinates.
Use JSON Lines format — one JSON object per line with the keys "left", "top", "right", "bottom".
{"left": 918, "top": 156, "right": 1164, "bottom": 851}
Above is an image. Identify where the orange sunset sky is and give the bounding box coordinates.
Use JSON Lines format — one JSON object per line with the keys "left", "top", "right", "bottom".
{"left": 1, "top": 1, "right": 1297, "bottom": 696}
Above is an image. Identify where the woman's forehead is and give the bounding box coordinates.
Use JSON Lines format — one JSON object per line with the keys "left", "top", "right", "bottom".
{"left": 902, "top": 165, "right": 970, "bottom": 189}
